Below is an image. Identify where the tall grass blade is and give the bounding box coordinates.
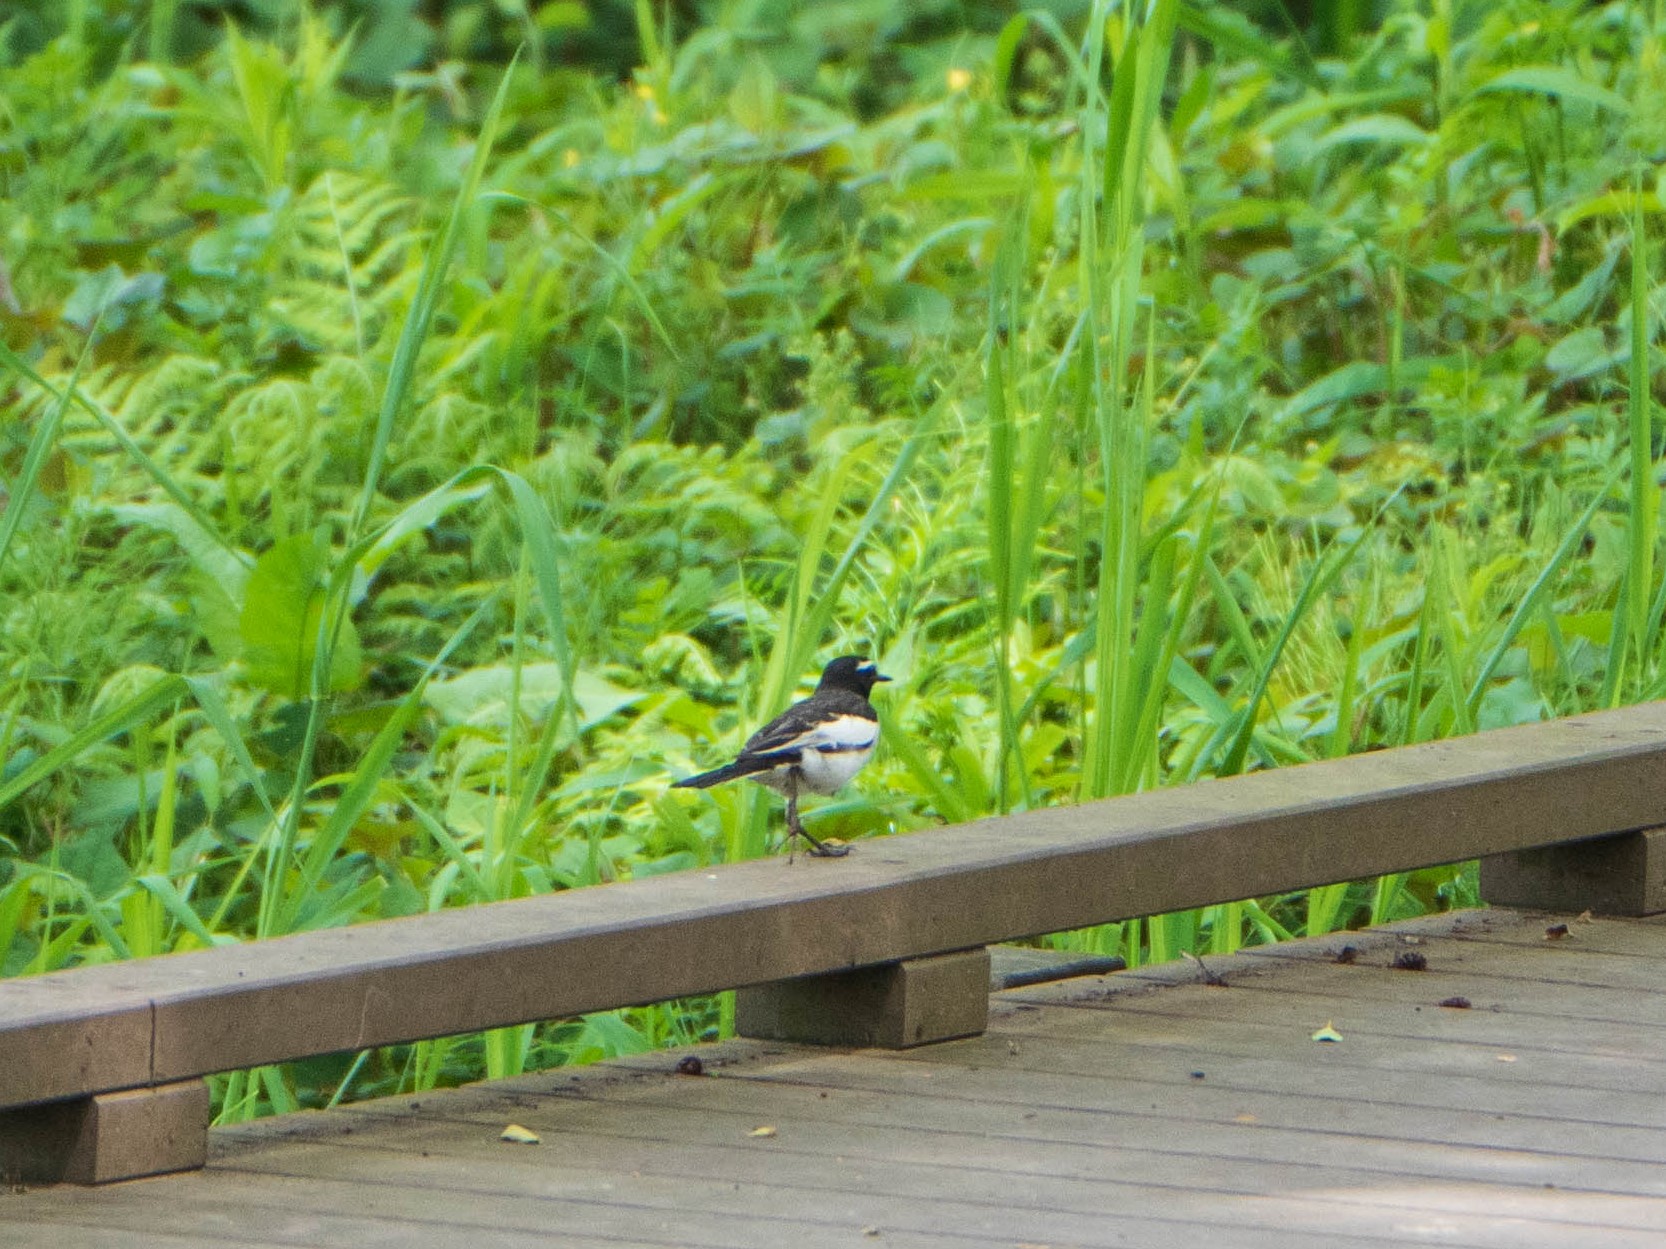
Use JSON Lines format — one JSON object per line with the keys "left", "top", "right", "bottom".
{"left": 1623, "top": 186, "right": 1656, "bottom": 694}
{"left": 1328, "top": 565, "right": 1374, "bottom": 759}
{"left": 0, "top": 343, "right": 244, "bottom": 564}
{"left": 1080, "top": 0, "right": 1180, "bottom": 802}
{"left": 1218, "top": 520, "right": 1376, "bottom": 777}
{"left": 1464, "top": 469, "right": 1617, "bottom": 719}
{"left": 350, "top": 50, "right": 521, "bottom": 540}
{"left": 0, "top": 676, "right": 188, "bottom": 812}
{"left": 272, "top": 595, "right": 494, "bottom": 934}
{"left": 0, "top": 331, "right": 91, "bottom": 567}
{"left": 986, "top": 247, "right": 1020, "bottom": 811}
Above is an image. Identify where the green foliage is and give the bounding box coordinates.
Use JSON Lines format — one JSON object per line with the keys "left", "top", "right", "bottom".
{"left": 1, "top": 0, "right": 1662, "bottom": 1116}
{"left": 238, "top": 532, "right": 365, "bottom": 697}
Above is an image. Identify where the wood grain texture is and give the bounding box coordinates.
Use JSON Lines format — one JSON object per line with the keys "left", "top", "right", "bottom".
{"left": 8, "top": 702, "right": 1666, "bottom": 1108}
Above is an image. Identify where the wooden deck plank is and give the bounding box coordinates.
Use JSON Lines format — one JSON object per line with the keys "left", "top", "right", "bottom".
{"left": 892, "top": 1029, "right": 1666, "bottom": 1123}
{"left": 322, "top": 1066, "right": 1666, "bottom": 1204}
{"left": 2, "top": 1168, "right": 1029, "bottom": 1249}
{"left": 1234, "top": 928, "right": 1666, "bottom": 993}
{"left": 202, "top": 1067, "right": 1666, "bottom": 1245}
{"left": 1000, "top": 914, "right": 1666, "bottom": 1046}
{"left": 1447, "top": 915, "right": 1666, "bottom": 959}
{"left": 985, "top": 999, "right": 1666, "bottom": 1094}
{"left": 311, "top": 1070, "right": 1666, "bottom": 1220}
{"left": 139, "top": 1102, "right": 1666, "bottom": 1249}
{"left": 0, "top": 1191, "right": 696, "bottom": 1249}
{"left": 1025, "top": 985, "right": 1666, "bottom": 1096}
{"left": 8, "top": 908, "right": 1666, "bottom": 1248}
{"left": 601, "top": 1027, "right": 1666, "bottom": 1145}
{"left": 1168, "top": 959, "right": 1666, "bottom": 1029}
{"left": 1125, "top": 932, "right": 1666, "bottom": 1016}
{"left": 209, "top": 1141, "right": 1666, "bottom": 1249}
{"left": 4, "top": 1151, "right": 1434, "bottom": 1249}
{"left": 600, "top": 1052, "right": 1666, "bottom": 1164}
{"left": 0, "top": 1224, "right": 289, "bottom": 1249}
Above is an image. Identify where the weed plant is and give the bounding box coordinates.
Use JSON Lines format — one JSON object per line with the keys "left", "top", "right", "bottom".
{"left": 0, "top": 0, "right": 1660, "bottom": 1116}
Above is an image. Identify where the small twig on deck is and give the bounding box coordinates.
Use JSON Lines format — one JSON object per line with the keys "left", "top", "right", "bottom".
{"left": 1181, "top": 949, "right": 1227, "bottom": 987}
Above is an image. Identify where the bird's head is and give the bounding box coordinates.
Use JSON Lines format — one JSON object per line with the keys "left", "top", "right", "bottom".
{"left": 818, "top": 655, "right": 892, "bottom": 696}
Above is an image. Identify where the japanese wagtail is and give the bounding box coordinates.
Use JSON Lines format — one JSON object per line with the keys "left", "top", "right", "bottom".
{"left": 673, "top": 655, "right": 891, "bottom": 861}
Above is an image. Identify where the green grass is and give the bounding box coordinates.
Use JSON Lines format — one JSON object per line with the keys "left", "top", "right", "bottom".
{"left": 0, "top": 0, "right": 1661, "bottom": 1117}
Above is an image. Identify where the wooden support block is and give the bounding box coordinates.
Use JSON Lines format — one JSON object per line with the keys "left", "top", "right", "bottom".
{"left": 735, "top": 948, "right": 990, "bottom": 1049}
{"left": 1480, "top": 827, "right": 1666, "bottom": 916}
{"left": 0, "top": 1081, "right": 209, "bottom": 1186}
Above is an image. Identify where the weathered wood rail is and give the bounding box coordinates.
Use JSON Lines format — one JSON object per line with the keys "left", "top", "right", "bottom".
{"left": 4, "top": 701, "right": 1666, "bottom": 1184}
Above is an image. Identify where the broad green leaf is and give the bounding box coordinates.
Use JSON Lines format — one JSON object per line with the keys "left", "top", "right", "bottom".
{"left": 1477, "top": 678, "right": 1548, "bottom": 730}
{"left": 1543, "top": 325, "right": 1614, "bottom": 381}
{"left": 104, "top": 502, "right": 250, "bottom": 597}
{"left": 1315, "top": 114, "right": 1432, "bottom": 150}
{"left": 423, "top": 664, "right": 640, "bottom": 732}
{"left": 1472, "top": 66, "right": 1631, "bottom": 117}
{"left": 1277, "top": 361, "right": 1385, "bottom": 422}
{"left": 849, "top": 282, "right": 953, "bottom": 349}
{"left": 1547, "top": 186, "right": 1660, "bottom": 232}
{"left": 239, "top": 532, "right": 364, "bottom": 699}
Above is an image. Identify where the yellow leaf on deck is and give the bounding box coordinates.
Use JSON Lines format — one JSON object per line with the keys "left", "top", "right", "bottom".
{"left": 500, "top": 1124, "right": 540, "bottom": 1144}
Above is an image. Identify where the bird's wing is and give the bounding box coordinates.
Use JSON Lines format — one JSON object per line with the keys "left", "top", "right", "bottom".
{"left": 742, "top": 699, "right": 877, "bottom": 758}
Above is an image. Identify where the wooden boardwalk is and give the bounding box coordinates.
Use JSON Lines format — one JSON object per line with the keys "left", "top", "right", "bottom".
{"left": 4, "top": 906, "right": 1664, "bottom": 1249}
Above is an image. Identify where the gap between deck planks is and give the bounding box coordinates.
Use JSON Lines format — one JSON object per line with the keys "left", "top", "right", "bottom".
{"left": 4, "top": 908, "right": 1665, "bottom": 1249}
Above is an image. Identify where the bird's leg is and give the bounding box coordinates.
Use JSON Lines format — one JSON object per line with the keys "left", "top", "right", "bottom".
{"left": 795, "top": 789, "right": 851, "bottom": 858}
{"left": 782, "top": 772, "right": 851, "bottom": 862}
{"left": 784, "top": 775, "right": 800, "bottom": 865}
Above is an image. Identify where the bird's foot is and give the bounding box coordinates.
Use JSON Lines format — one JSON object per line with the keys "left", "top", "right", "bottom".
{"left": 799, "top": 830, "right": 851, "bottom": 858}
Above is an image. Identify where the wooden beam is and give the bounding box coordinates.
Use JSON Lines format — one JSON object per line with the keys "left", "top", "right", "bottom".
{"left": 5, "top": 700, "right": 1666, "bottom": 1111}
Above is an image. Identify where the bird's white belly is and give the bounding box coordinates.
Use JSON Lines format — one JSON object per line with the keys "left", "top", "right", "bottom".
{"left": 752, "top": 740, "right": 875, "bottom": 796}
{"left": 797, "top": 742, "right": 875, "bottom": 794}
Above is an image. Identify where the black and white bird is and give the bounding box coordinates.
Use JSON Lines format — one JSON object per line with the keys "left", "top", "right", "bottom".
{"left": 673, "top": 656, "right": 891, "bottom": 860}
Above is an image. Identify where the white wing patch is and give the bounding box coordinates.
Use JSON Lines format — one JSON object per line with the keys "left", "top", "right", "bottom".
{"left": 808, "top": 714, "right": 878, "bottom": 753}
{"left": 765, "top": 714, "right": 876, "bottom": 757}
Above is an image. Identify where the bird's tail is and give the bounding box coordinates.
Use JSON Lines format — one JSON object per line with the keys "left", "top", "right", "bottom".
{"left": 671, "top": 757, "right": 774, "bottom": 789}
